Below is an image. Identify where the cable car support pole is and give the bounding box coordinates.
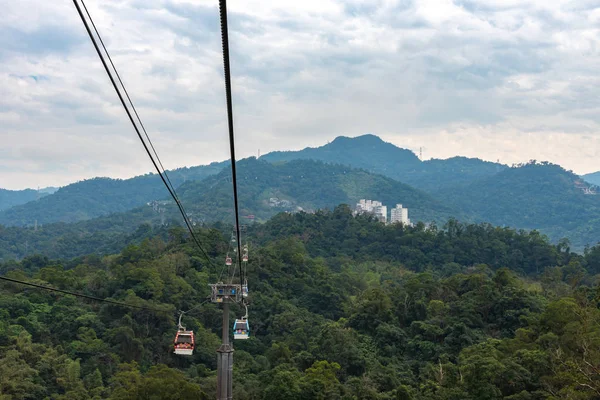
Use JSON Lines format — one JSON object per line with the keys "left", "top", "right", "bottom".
{"left": 216, "top": 302, "right": 233, "bottom": 400}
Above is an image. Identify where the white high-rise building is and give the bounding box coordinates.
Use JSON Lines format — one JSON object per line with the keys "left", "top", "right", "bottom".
{"left": 373, "top": 205, "right": 387, "bottom": 223}
{"left": 390, "top": 204, "right": 411, "bottom": 226}
{"left": 356, "top": 199, "right": 387, "bottom": 223}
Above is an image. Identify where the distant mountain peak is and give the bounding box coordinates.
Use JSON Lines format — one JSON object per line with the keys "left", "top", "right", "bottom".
{"left": 583, "top": 171, "right": 600, "bottom": 186}
{"left": 262, "top": 134, "right": 421, "bottom": 172}
{"left": 328, "top": 134, "right": 414, "bottom": 152}
{"left": 329, "top": 134, "right": 385, "bottom": 145}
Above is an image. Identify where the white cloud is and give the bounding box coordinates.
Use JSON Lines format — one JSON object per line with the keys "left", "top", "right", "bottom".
{"left": 0, "top": 0, "right": 599, "bottom": 189}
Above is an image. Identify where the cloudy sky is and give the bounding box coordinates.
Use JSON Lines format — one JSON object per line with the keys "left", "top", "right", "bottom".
{"left": 1, "top": 0, "right": 599, "bottom": 190}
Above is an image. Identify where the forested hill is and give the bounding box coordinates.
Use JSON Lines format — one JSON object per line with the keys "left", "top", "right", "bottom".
{"left": 0, "top": 207, "right": 167, "bottom": 261}
{"left": 261, "top": 134, "right": 507, "bottom": 191}
{"left": 583, "top": 171, "right": 600, "bottom": 186}
{"left": 414, "top": 156, "right": 504, "bottom": 193}
{"left": 0, "top": 162, "right": 227, "bottom": 227}
{"left": 0, "top": 133, "right": 496, "bottom": 227}
{"left": 439, "top": 162, "right": 600, "bottom": 248}
{"left": 0, "top": 160, "right": 458, "bottom": 261}
{"left": 176, "top": 158, "right": 459, "bottom": 223}
{"left": 2, "top": 210, "right": 600, "bottom": 398}
{"left": 0, "top": 188, "right": 51, "bottom": 211}
{"left": 0, "top": 135, "right": 501, "bottom": 226}
{"left": 1, "top": 159, "right": 598, "bottom": 260}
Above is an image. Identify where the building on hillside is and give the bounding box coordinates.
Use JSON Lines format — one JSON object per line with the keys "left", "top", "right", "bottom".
{"left": 390, "top": 204, "right": 411, "bottom": 226}
{"left": 356, "top": 199, "right": 387, "bottom": 223}
{"left": 269, "top": 197, "right": 293, "bottom": 207}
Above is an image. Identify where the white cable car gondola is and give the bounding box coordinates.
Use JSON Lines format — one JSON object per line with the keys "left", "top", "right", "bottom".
{"left": 225, "top": 256, "right": 232, "bottom": 266}
{"left": 242, "top": 245, "right": 248, "bottom": 262}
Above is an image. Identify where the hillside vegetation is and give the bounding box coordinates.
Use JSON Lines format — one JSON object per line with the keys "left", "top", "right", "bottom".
{"left": 0, "top": 159, "right": 459, "bottom": 261}
{"left": 440, "top": 162, "right": 600, "bottom": 248}
{"left": 2, "top": 209, "right": 600, "bottom": 398}
{"left": 176, "top": 158, "right": 459, "bottom": 223}
{"left": 0, "top": 206, "right": 173, "bottom": 261}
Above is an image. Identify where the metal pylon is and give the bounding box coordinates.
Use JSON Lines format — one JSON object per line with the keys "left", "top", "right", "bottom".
{"left": 216, "top": 302, "right": 233, "bottom": 400}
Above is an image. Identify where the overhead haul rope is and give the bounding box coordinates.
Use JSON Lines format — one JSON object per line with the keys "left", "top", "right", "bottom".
{"left": 0, "top": 275, "right": 169, "bottom": 313}
{"left": 218, "top": 0, "right": 245, "bottom": 289}
{"left": 80, "top": 0, "right": 177, "bottom": 195}
{"left": 218, "top": 229, "right": 236, "bottom": 283}
{"left": 73, "top": 0, "right": 216, "bottom": 269}
{"left": 178, "top": 297, "right": 212, "bottom": 325}
{"left": 1, "top": 275, "right": 211, "bottom": 320}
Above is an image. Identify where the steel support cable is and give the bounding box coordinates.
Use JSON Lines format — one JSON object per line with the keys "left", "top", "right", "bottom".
{"left": 0, "top": 275, "right": 169, "bottom": 313}
{"left": 80, "top": 0, "right": 177, "bottom": 196}
{"left": 218, "top": 229, "right": 235, "bottom": 283}
{"left": 218, "top": 0, "right": 244, "bottom": 289}
{"left": 179, "top": 297, "right": 211, "bottom": 317}
{"left": 81, "top": 0, "right": 209, "bottom": 269}
{"left": 73, "top": 0, "right": 214, "bottom": 268}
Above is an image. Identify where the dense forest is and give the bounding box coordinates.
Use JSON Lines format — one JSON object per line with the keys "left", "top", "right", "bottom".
{"left": 2, "top": 207, "right": 600, "bottom": 399}
{"left": 0, "top": 208, "right": 167, "bottom": 261}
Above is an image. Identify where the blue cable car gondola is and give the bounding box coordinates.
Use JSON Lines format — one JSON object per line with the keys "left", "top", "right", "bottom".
{"left": 233, "top": 318, "right": 249, "bottom": 340}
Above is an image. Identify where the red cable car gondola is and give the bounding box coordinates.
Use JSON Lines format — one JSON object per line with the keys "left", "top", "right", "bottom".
{"left": 174, "top": 327, "right": 195, "bottom": 355}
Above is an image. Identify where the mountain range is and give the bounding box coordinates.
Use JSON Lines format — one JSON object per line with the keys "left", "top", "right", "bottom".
{"left": 175, "top": 158, "right": 459, "bottom": 223}
{"left": 1, "top": 134, "right": 598, "bottom": 256}
{"left": 0, "top": 158, "right": 459, "bottom": 260}
{"left": 584, "top": 171, "right": 600, "bottom": 186}
{"left": 262, "top": 134, "right": 507, "bottom": 192}
{"left": 0, "top": 187, "right": 57, "bottom": 211}
{"left": 0, "top": 135, "right": 506, "bottom": 227}
{"left": 0, "top": 162, "right": 226, "bottom": 227}
{"left": 440, "top": 162, "right": 600, "bottom": 245}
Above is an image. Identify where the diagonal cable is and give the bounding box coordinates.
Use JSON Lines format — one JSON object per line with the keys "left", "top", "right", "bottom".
{"left": 80, "top": 0, "right": 177, "bottom": 195}
{"left": 0, "top": 275, "right": 169, "bottom": 313}
{"left": 73, "top": 0, "right": 215, "bottom": 268}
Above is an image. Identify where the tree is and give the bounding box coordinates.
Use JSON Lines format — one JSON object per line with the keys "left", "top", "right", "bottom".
{"left": 109, "top": 363, "right": 206, "bottom": 400}
{"left": 300, "top": 361, "right": 342, "bottom": 400}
